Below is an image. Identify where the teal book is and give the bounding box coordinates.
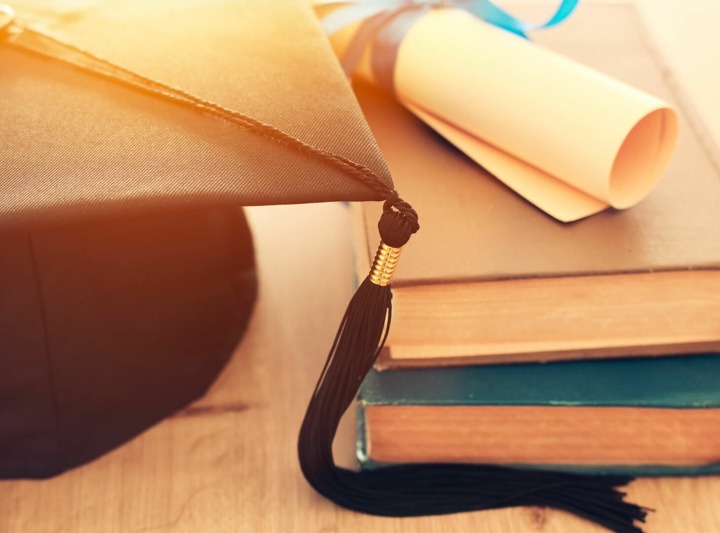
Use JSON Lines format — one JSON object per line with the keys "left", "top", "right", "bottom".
{"left": 357, "top": 355, "right": 720, "bottom": 476}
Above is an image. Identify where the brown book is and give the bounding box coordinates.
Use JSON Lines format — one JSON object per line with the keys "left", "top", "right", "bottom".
{"left": 353, "top": 4, "right": 720, "bottom": 369}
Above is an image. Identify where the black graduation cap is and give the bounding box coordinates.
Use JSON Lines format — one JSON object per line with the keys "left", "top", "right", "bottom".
{"left": 0, "top": 2, "right": 646, "bottom": 531}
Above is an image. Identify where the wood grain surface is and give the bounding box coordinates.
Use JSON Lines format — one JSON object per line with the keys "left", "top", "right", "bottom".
{"left": 1, "top": 203, "right": 718, "bottom": 533}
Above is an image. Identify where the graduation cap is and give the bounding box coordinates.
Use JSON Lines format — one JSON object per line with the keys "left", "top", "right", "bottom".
{"left": 0, "top": 2, "right": 646, "bottom": 531}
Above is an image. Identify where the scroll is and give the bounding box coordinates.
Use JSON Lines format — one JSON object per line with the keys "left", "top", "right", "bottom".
{"left": 324, "top": 4, "right": 679, "bottom": 222}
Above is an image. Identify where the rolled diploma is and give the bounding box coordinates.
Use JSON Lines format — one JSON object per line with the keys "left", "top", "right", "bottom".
{"left": 334, "top": 8, "right": 679, "bottom": 222}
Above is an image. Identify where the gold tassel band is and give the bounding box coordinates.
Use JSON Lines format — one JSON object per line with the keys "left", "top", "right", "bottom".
{"left": 369, "top": 242, "right": 402, "bottom": 287}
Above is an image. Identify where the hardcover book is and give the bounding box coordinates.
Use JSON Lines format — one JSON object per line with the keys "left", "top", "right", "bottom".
{"left": 357, "top": 354, "right": 720, "bottom": 475}
{"left": 352, "top": 4, "right": 720, "bottom": 368}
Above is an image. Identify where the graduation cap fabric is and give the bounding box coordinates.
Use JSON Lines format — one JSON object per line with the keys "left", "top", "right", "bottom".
{"left": 0, "top": 1, "right": 646, "bottom": 531}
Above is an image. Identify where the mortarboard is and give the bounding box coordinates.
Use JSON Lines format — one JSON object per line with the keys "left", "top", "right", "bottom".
{"left": 0, "top": 1, "right": 646, "bottom": 531}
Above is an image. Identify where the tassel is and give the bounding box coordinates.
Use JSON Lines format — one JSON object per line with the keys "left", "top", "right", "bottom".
{"left": 298, "top": 192, "right": 649, "bottom": 533}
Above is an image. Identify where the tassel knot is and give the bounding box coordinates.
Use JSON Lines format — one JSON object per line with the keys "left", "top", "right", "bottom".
{"left": 379, "top": 190, "right": 419, "bottom": 247}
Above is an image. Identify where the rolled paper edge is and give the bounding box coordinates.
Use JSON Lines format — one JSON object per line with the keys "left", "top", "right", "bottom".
{"left": 608, "top": 105, "right": 680, "bottom": 209}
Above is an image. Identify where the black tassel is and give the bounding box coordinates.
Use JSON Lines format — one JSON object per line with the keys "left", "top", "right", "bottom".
{"left": 298, "top": 192, "right": 649, "bottom": 533}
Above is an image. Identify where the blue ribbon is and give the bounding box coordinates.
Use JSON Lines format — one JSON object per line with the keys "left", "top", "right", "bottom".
{"left": 317, "top": 0, "right": 579, "bottom": 91}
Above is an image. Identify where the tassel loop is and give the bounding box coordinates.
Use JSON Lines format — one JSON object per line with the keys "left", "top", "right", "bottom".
{"left": 378, "top": 190, "right": 419, "bottom": 248}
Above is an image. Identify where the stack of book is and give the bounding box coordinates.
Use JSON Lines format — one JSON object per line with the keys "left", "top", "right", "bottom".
{"left": 351, "top": 4, "right": 720, "bottom": 475}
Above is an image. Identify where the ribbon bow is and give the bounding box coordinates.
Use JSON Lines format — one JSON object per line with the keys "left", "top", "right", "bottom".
{"left": 317, "top": 0, "right": 579, "bottom": 89}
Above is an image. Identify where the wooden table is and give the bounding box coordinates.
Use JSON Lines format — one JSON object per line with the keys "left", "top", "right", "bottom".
{"left": 1, "top": 203, "right": 718, "bottom": 532}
